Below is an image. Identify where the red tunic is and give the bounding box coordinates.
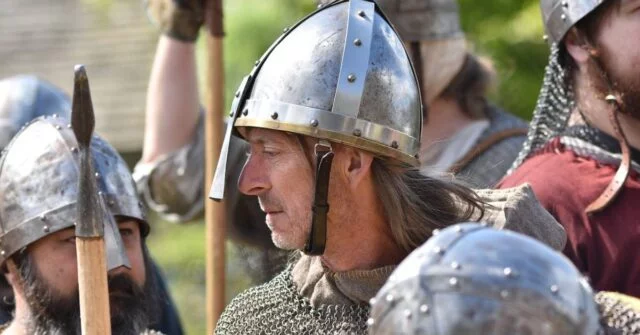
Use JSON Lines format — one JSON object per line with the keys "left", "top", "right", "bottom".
{"left": 498, "top": 138, "right": 640, "bottom": 297}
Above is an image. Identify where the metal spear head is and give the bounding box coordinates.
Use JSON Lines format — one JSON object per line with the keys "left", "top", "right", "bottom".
{"left": 71, "top": 65, "right": 103, "bottom": 238}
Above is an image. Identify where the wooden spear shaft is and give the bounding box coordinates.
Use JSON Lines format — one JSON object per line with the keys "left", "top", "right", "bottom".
{"left": 71, "top": 65, "right": 112, "bottom": 335}
{"left": 204, "top": 1, "right": 226, "bottom": 333}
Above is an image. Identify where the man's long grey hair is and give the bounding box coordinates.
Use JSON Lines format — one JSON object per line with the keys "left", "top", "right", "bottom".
{"left": 371, "top": 158, "right": 485, "bottom": 253}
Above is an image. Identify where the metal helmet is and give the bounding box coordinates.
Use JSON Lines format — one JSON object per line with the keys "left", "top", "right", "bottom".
{"left": 0, "top": 75, "right": 71, "bottom": 149}
{"left": 0, "top": 115, "right": 149, "bottom": 270}
{"left": 211, "top": 0, "right": 422, "bottom": 254}
{"left": 541, "top": 0, "right": 605, "bottom": 45}
{"left": 374, "top": 0, "right": 463, "bottom": 41}
{"left": 368, "top": 223, "right": 602, "bottom": 335}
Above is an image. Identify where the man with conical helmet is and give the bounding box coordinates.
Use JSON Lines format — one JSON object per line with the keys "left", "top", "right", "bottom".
{"left": 209, "top": 1, "right": 566, "bottom": 333}
{"left": 499, "top": 0, "right": 640, "bottom": 297}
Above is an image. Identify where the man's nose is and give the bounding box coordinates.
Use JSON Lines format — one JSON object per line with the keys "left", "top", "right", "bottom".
{"left": 238, "top": 155, "right": 271, "bottom": 196}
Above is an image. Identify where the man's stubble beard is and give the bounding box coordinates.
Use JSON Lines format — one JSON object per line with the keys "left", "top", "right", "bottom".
{"left": 13, "top": 245, "right": 160, "bottom": 335}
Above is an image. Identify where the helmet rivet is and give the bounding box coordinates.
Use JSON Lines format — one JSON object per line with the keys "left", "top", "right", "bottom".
{"left": 95, "top": 172, "right": 100, "bottom": 179}
{"left": 73, "top": 222, "right": 77, "bottom": 226}
{"left": 369, "top": 297, "right": 377, "bottom": 306}
{"left": 71, "top": 147, "right": 78, "bottom": 153}
{"left": 455, "top": 225, "right": 463, "bottom": 233}
{"left": 310, "top": 119, "right": 319, "bottom": 127}
{"left": 561, "top": 0, "right": 569, "bottom": 7}
{"left": 353, "top": 129, "right": 362, "bottom": 137}
{"left": 354, "top": 38, "right": 362, "bottom": 46}
{"left": 385, "top": 294, "right": 394, "bottom": 303}
{"left": 43, "top": 226, "right": 50, "bottom": 233}
{"left": 419, "top": 304, "right": 429, "bottom": 314}
{"left": 317, "top": 3, "right": 324, "bottom": 9}
{"left": 543, "top": 34, "right": 549, "bottom": 42}
{"left": 347, "top": 74, "right": 356, "bottom": 83}
{"left": 39, "top": 215, "right": 47, "bottom": 221}
{"left": 55, "top": 125, "right": 62, "bottom": 130}
{"left": 561, "top": 14, "right": 567, "bottom": 21}
{"left": 230, "top": 111, "right": 235, "bottom": 117}
{"left": 0, "top": 250, "right": 5, "bottom": 256}
{"left": 52, "top": 114, "right": 58, "bottom": 118}
{"left": 98, "top": 191, "right": 103, "bottom": 196}
{"left": 358, "top": 10, "right": 366, "bottom": 17}
{"left": 550, "top": 285, "right": 559, "bottom": 294}
{"left": 271, "top": 112, "right": 279, "bottom": 120}
{"left": 504, "top": 267, "right": 515, "bottom": 278}
{"left": 254, "top": 60, "right": 260, "bottom": 66}
{"left": 451, "top": 261, "right": 461, "bottom": 270}
{"left": 67, "top": 124, "right": 72, "bottom": 128}
{"left": 500, "top": 290, "right": 510, "bottom": 299}
{"left": 109, "top": 200, "right": 115, "bottom": 207}
{"left": 449, "top": 277, "right": 459, "bottom": 288}
{"left": 404, "top": 309, "right": 412, "bottom": 319}
{"left": 243, "top": 109, "right": 249, "bottom": 116}
{"left": 235, "top": 91, "right": 240, "bottom": 98}
{"left": 283, "top": 27, "right": 289, "bottom": 33}
{"left": 434, "top": 246, "right": 445, "bottom": 255}
{"left": 391, "top": 141, "right": 398, "bottom": 149}
{"left": 432, "top": 228, "right": 440, "bottom": 236}
{"left": 366, "top": 318, "right": 374, "bottom": 326}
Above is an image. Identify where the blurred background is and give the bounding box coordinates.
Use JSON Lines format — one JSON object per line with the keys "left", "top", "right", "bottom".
{"left": 0, "top": 0, "right": 547, "bottom": 333}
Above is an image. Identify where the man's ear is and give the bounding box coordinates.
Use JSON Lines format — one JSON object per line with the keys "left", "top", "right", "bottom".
{"left": 564, "top": 27, "right": 593, "bottom": 67}
{"left": 340, "top": 147, "right": 374, "bottom": 190}
{"left": 4, "top": 259, "right": 18, "bottom": 287}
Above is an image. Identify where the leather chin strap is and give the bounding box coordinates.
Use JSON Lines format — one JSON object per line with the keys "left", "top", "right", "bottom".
{"left": 585, "top": 94, "right": 631, "bottom": 214}
{"left": 303, "top": 140, "right": 334, "bottom": 256}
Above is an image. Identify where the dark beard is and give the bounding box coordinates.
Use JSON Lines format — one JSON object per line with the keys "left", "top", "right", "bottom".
{"left": 587, "top": 44, "right": 640, "bottom": 119}
{"left": 13, "top": 246, "right": 160, "bottom": 335}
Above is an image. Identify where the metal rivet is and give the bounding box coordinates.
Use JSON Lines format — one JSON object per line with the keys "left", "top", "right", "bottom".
{"left": 71, "top": 147, "right": 78, "bottom": 153}
{"left": 543, "top": 34, "right": 549, "bottom": 42}
{"left": 354, "top": 38, "right": 362, "bottom": 46}
{"left": 0, "top": 250, "right": 5, "bottom": 256}
{"left": 39, "top": 215, "right": 47, "bottom": 221}
{"left": 235, "top": 91, "right": 240, "bottom": 98}
{"left": 419, "top": 304, "right": 429, "bottom": 314}
{"left": 434, "top": 246, "right": 445, "bottom": 255}
{"left": 317, "top": 3, "right": 324, "bottom": 9}
{"left": 385, "top": 294, "right": 394, "bottom": 303}
{"left": 449, "top": 277, "right": 459, "bottom": 288}
{"left": 310, "top": 119, "right": 319, "bottom": 127}
{"left": 73, "top": 222, "right": 77, "bottom": 226}
{"left": 391, "top": 141, "right": 398, "bottom": 149}
{"left": 432, "top": 229, "right": 440, "bottom": 236}
{"left": 455, "top": 225, "right": 463, "bottom": 233}
{"left": 550, "top": 285, "right": 559, "bottom": 294}
{"left": 358, "top": 10, "right": 366, "bottom": 17}
{"left": 67, "top": 124, "right": 72, "bottom": 128}
{"left": 43, "top": 226, "right": 50, "bottom": 233}
{"left": 255, "top": 60, "right": 260, "bottom": 66}
{"left": 501, "top": 290, "right": 510, "bottom": 299}
{"left": 366, "top": 318, "right": 374, "bottom": 326}
{"left": 404, "top": 309, "right": 412, "bottom": 319}
{"left": 504, "top": 267, "right": 515, "bottom": 278}
{"left": 52, "top": 114, "right": 58, "bottom": 118}
{"left": 283, "top": 27, "right": 289, "bottom": 33}
{"left": 369, "top": 297, "right": 377, "bottom": 306}
{"left": 271, "top": 112, "right": 279, "bottom": 120}
{"left": 95, "top": 173, "right": 100, "bottom": 179}
{"left": 562, "top": 0, "right": 569, "bottom": 7}
{"left": 353, "top": 129, "right": 362, "bottom": 137}
{"left": 347, "top": 74, "right": 356, "bottom": 83}
{"left": 561, "top": 14, "right": 567, "bottom": 21}
{"left": 229, "top": 112, "right": 235, "bottom": 117}
{"left": 451, "top": 261, "right": 461, "bottom": 270}
{"left": 55, "top": 125, "right": 61, "bottom": 130}
{"left": 243, "top": 109, "right": 249, "bottom": 116}
{"left": 98, "top": 191, "right": 104, "bottom": 196}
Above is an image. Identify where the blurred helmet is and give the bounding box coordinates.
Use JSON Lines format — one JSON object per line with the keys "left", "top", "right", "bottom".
{"left": 369, "top": 223, "right": 601, "bottom": 335}
{"left": 0, "top": 75, "right": 71, "bottom": 149}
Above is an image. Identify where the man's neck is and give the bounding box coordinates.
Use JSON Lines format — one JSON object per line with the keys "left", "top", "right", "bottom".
{"left": 319, "top": 184, "right": 405, "bottom": 273}
{"left": 421, "top": 97, "right": 479, "bottom": 149}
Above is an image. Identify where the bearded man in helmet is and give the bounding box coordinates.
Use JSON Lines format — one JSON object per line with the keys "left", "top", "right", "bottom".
{"left": 499, "top": 0, "right": 640, "bottom": 297}
{"left": 0, "top": 75, "right": 183, "bottom": 334}
{"left": 208, "top": 1, "right": 567, "bottom": 333}
{"left": 136, "top": 0, "right": 528, "bottom": 284}
{"left": 0, "top": 112, "right": 162, "bottom": 334}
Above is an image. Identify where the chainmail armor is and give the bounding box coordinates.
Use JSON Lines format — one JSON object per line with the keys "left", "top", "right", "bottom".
{"left": 509, "top": 44, "right": 575, "bottom": 173}
{"left": 215, "top": 265, "right": 370, "bottom": 335}
{"left": 595, "top": 292, "right": 640, "bottom": 334}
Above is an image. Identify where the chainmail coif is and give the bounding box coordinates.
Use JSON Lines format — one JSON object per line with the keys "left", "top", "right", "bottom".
{"left": 595, "top": 292, "right": 640, "bottom": 335}
{"left": 215, "top": 264, "right": 369, "bottom": 335}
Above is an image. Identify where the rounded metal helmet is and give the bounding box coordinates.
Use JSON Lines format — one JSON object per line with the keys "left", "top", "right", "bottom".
{"left": 510, "top": 0, "right": 605, "bottom": 170}
{"left": 214, "top": 0, "right": 422, "bottom": 175}
{"left": 0, "top": 75, "right": 71, "bottom": 149}
{"left": 368, "top": 223, "right": 602, "bottom": 335}
{"left": 0, "top": 116, "right": 149, "bottom": 270}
